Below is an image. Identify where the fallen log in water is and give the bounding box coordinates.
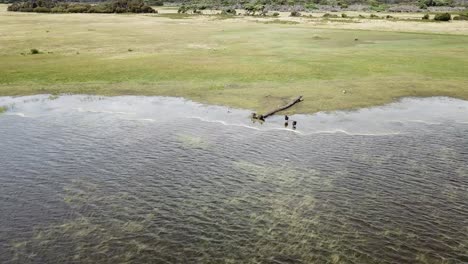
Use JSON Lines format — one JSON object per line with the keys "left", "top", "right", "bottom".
{"left": 252, "top": 96, "right": 303, "bottom": 121}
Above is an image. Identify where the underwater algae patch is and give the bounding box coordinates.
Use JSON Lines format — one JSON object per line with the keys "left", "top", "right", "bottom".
{"left": 176, "top": 134, "right": 210, "bottom": 150}
{"left": 0, "top": 105, "right": 7, "bottom": 114}
{"left": 9, "top": 163, "right": 370, "bottom": 263}
{"left": 228, "top": 161, "right": 375, "bottom": 263}
{"left": 11, "top": 179, "right": 163, "bottom": 263}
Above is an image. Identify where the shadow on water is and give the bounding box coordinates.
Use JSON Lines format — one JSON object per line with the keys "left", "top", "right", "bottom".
{"left": 0, "top": 95, "right": 467, "bottom": 263}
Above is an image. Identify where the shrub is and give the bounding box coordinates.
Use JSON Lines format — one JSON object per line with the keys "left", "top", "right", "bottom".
{"left": 452, "top": 12, "right": 468, "bottom": 20}
{"left": 51, "top": 6, "right": 67, "bottom": 13}
{"left": 245, "top": 3, "right": 266, "bottom": 16}
{"left": 88, "top": 5, "right": 110, "bottom": 13}
{"left": 453, "top": 15, "right": 468, "bottom": 20}
{"left": 370, "top": 14, "right": 379, "bottom": 18}
{"left": 20, "top": 7, "right": 34, "bottom": 12}
{"left": 422, "top": 13, "right": 430, "bottom": 19}
{"left": 177, "top": 5, "right": 189, "bottom": 14}
{"left": 290, "top": 10, "right": 301, "bottom": 16}
{"left": 34, "top": 6, "right": 50, "bottom": 12}
{"left": 30, "top": 48, "right": 39, "bottom": 54}
{"left": 244, "top": 2, "right": 268, "bottom": 16}
{"left": 386, "top": 15, "right": 393, "bottom": 18}
{"left": 419, "top": 0, "right": 454, "bottom": 7}
{"left": 341, "top": 13, "right": 347, "bottom": 18}
{"left": 323, "top": 13, "right": 339, "bottom": 18}
{"left": 358, "top": 14, "right": 365, "bottom": 18}
{"left": 67, "top": 4, "right": 91, "bottom": 13}
{"left": 434, "top": 13, "right": 451, "bottom": 21}
{"left": 7, "top": 2, "right": 25, "bottom": 11}
{"left": 221, "top": 8, "right": 236, "bottom": 15}
{"left": 305, "top": 3, "right": 317, "bottom": 10}
{"left": 371, "top": 5, "right": 386, "bottom": 12}
{"left": 272, "top": 12, "right": 279, "bottom": 16}
{"left": 368, "top": 0, "right": 387, "bottom": 12}
{"left": 145, "top": 0, "right": 163, "bottom": 6}
{"left": 338, "top": 2, "right": 348, "bottom": 8}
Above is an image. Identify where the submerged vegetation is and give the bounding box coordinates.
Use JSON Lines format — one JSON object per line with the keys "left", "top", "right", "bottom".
{"left": 7, "top": 0, "right": 156, "bottom": 13}
{"left": 176, "top": 134, "right": 210, "bottom": 149}
{"left": 0, "top": 106, "right": 7, "bottom": 114}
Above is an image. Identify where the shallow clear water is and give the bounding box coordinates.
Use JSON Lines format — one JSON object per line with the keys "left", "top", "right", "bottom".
{"left": 0, "top": 95, "right": 467, "bottom": 263}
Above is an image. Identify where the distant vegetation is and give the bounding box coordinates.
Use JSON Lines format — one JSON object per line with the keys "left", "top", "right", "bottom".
{"left": 4, "top": 0, "right": 467, "bottom": 14}
{"left": 170, "top": 0, "right": 466, "bottom": 16}
{"left": 419, "top": 0, "right": 455, "bottom": 8}
{"left": 453, "top": 11, "right": 468, "bottom": 19}
{"left": 7, "top": 0, "right": 157, "bottom": 13}
{"left": 434, "top": 12, "right": 451, "bottom": 19}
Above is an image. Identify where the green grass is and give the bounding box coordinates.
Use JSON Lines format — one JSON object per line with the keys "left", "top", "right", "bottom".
{"left": 0, "top": 5, "right": 467, "bottom": 114}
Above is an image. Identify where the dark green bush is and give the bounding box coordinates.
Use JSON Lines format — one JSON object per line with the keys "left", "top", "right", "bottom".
{"left": 7, "top": 3, "right": 22, "bottom": 11}
{"left": 422, "top": 13, "right": 429, "bottom": 19}
{"left": 145, "top": 0, "right": 163, "bottom": 6}
{"left": 419, "top": 0, "right": 454, "bottom": 7}
{"left": 338, "top": 1, "right": 348, "bottom": 8}
{"left": 370, "top": 14, "right": 379, "bottom": 18}
{"left": 67, "top": 4, "right": 91, "bottom": 13}
{"left": 290, "top": 10, "right": 301, "bottom": 16}
{"left": 177, "top": 4, "right": 208, "bottom": 14}
{"left": 221, "top": 8, "right": 236, "bottom": 15}
{"left": 245, "top": 3, "right": 265, "bottom": 16}
{"left": 34, "top": 6, "right": 50, "bottom": 12}
{"left": 17, "top": 7, "right": 33, "bottom": 11}
{"left": 434, "top": 12, "right": 451, "bottom": 21}
{"left": 88, "top": 5, "right": 110, "bottom": 13}
{"left": 368, "top": 0, "right": 387, "bottom": 12}
{"left": 30, "top": 48, "right": 39, "bottom": 54}
{"left": 323, "top": 13, "right": 339, "bottom": 18}
{"left": 453, "top": 12, "right": 468, "bottom": 20}
{"left": 341, "top": 13, "right": 347, "bottom": 18}
{"left": 272, "top": 12, "right": 279, "bottom": 16}
{"left": 51, "top": 4, "right": 68, "bottom": 13}
{"left": 177, "top": 5, "right": 188, "bottom": 13}
{"left": 305, "top": 3, "right": 317, "bottom": 9}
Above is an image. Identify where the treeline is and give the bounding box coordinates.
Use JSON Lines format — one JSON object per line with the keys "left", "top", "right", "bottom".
{"left": 1, "top": 0, "right": 466, "bottom": 5}
{"left": 171, "top": 0, "right": 463, "bottom": 6}
{"left": 174, "top": 0, "right": 463, "bottom": 12}
{"left": 7, "top": 0, "right": 157, "bottom": 13}
{"left": 174, "top": 0, "right": 461, "bottom": 14}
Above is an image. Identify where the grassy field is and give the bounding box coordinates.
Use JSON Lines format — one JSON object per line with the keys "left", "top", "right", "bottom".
{"left": 1, "top": 5, "right": 467, "bottom": 113}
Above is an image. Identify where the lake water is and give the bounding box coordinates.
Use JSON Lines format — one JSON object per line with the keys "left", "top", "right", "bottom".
{"left": 0, "top": 95, "right": 467, "bottom": 263}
